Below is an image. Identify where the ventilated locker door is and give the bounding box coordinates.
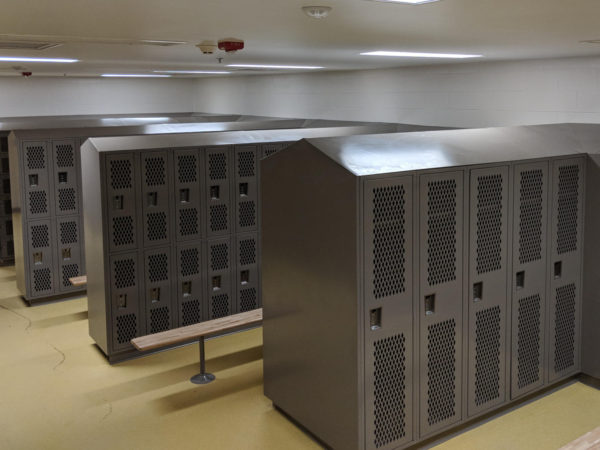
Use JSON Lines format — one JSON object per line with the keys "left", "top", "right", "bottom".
{"left": 261, "top": 142, "right": 291, "bottom": 159}
{"left": 177, "top": 242, "right": 205, "bottom": 326}
{"left": 467, "top": 167, "right": 508, "bottom": 416}
{"left": 56, "top": 216, "right": 84, "bottom": 293}
{"left": 52, "top": 140, "right": 80, "bottom": 216}
{"left": 174, "top": 149, "right": 202, "bottom": 241}
{"left": 27, "top": 219, "right": 55, "bottom": 298}
{"left": 110, "top": 252, "right": 142, "bottom": 352}
{"left": 23, "top": 141, "right": 51, "bottom": 220}
{"left": 206, "top": 237, "right": 233, "bottom": 319}
{"left": 205, "top": 147, "right": 231, "bottom": 237}
{"left": 548, "top": 158, "right": 584, "bottom": 382}
{"left": 107, "top": 154, "right": 139, "bottom": 253}
{"left": 144, "top": 247, "right": 175, "bottom": 334}
{"left": 419, "top": 171, "right": 464, "bottom": 438}
{"left": 234, "top": 146, "right": 258, "bottom": 233}
{"left": 363, "top": 176, "right": 414, "bottom": 450}
{"left": 235, "top": 233, "right": 260, "bottom": 313}
{"left": 141, "top": 152, "right": 172, "bottom": 247}
{"left": 510, "top": 162, "right": 548, "bottom": 399}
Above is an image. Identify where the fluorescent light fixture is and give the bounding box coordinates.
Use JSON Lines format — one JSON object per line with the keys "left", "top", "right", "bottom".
{"left": 101, "top": 117, "right": 170, "bottom": 122}
{"left": 361, "top": 51, "right": 482, "bottom": 59}
{"left": 0, "top": 56, "right": 78, "bottom": 63}
{"left": 227, "top": 64, "right": 323, "bottom": 70}
{"left": 368, "top": 0, "right": 441, "bottom": 4}
{"left": 154, "top": 70, "right": 231, "bottom": 74}
{"left": 101, "top": 74, "right": 171, "bottom": 78}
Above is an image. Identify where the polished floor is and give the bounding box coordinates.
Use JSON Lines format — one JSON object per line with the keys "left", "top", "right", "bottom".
{"left": 0, "top": 265, "right": 598, "bottom": 450}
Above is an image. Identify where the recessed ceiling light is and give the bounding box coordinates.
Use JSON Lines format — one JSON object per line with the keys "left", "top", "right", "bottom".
{"left": 302, "top": 6, "right": 332, "bottom": 19}
{"left": 227, "top": 64, "right": 323, "bottom": 70}
{"left": 154, "top": 70, "right": 231, "bottom": 74}
{"left": 101, "top": 74, "right": 171, "bottom": 78}
{"left": 366, "top": 0, "right": 441, "bottom": 4}
{"left": 360, "top": 51, "right": 482, "bottom": 59}
{"left": 0, "top": 56, "right": 78, "bottom": 63}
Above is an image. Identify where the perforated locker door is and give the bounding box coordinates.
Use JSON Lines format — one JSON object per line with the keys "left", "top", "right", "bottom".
{"left": 110, "top": 252, "right": 142, "bottom": 352}
{"left": 235, "top": 233, "right": 260, "bottom": 313}
{"left": 52, "top": 139, "right": 80, "bottom": 216}
{"left": 27, "top": 219, "right": 55, "bottom": 298}
{"left": 144, "top": 247, "right": 175, "bottom": 333}
{"left": 205, "top": 147, "right": 231, "bottom": 238}
{"left": 106, "top": 154, "right": 139, "bottom": 253}
{"left": 177, "top": 242, "right": 205, "bottom": 327}
{"left": 419, "top": 171, "right": 464, "bottom": 438}
{"left": 548, "top": 157, "right": 584, "bottom": 382}
{"left": 261, "top": 142, "right": 292, "bottom": 159}
{"left": 56, "top": 215, "right": 84, "bottom": 293}
{"left": 510, "top": 162, "right": 549, "bottom": 399}
{"left": 206, "top": 237, "right": 234, "bottom": 319}
{"left": 174, "top": 149, "right": 202, "bottom": 241}
{"left": 234, "top": 146, "right": 258, "bottom": 233}
{"left": 363, "top": 176, "right": 414, "bottom": 450}
{"left": 141, "top": 152, "right": 172, "bottom": 247}
{"left": 467, "top": 167, "right": 508, "bottom": 416}
{"left": 23, "top": 141, "right": 51, "bottom": 220}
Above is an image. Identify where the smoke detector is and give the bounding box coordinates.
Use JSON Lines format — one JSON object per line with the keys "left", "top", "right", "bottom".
{"left": 302, "top": 6, "right": 332, "bottom": 19}
{"left": 196, "top": 40, "right": 217, "bottom": 54}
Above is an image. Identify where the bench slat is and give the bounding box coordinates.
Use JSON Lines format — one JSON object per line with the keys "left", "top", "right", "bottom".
{"left": 131, "top": 308, "right": 263, "bottom": 351}
{"left": 69, "top": 275, "right": 87, "bottom": 287}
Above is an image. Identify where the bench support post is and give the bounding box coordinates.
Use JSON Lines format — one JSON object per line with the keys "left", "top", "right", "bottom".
{"left": 190, "top": 336, "right": 215, "bottom": 385}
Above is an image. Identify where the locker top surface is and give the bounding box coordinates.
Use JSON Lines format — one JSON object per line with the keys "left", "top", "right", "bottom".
{"left": 82, "top": 123, "right": 443, "bottom": 153}
{"left": 292, "top": 123, "right": 598, "bottom": 176}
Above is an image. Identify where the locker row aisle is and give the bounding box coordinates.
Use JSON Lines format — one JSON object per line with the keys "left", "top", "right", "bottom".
{"left": 0, "top": 265, "right": 598, "bottom": 450}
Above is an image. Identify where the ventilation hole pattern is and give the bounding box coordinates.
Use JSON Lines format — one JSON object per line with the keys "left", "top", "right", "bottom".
{"left": 373, "top": 334, "right": 406, "bottom": 448}
{"left": 518, "top": 170, "right": 544, "bottom": 264}
{"left": 147, "top": 212, "right": 167, "bottom": 241}
{"left": 179, "top": 208, "right": 198, "bottom": 236}
{"left": 110, "top": 160, "right": 132, "bottom": 189}
{"left": 517, "top": 294, "right": 541, "bottom": 389}
{"left": 182, "top": 299, "right": 201, "bottom": 326}
{"left": 372, "top": 185, "right": 406, "bottom": 299}
{"left": 180, "top": 248, "right": 199, "bottom": 277}
{"left": 178, "top": 154, "right": 197, "bottom": 183}
{"left": 210, "top": 243, "right": 229, "bottom": 271}
{"left": 116, "top": 313, "right": 137, "bottom": 344}
{"left": 112, "top": 216, "right": 134, "bottom": 246}
{"left": 150, "top": 306, "right": 170, "bottom": 334}
{"left": 239, "top": 201, "right": 256, "bottom": 228}
{"left": 58, "top": 188, "right": 76, "bottom": 211}
{"left": 476, "top": 175, "right": 503, "bottom": 275}
{"left": 209, "top": 152, "right": 227, "bottom": 181}
{"left": 427, "top": 319, "right": 457, "bottom": 426}
{"left": 114, "top": 259, "right": 135, "bottom": 289}
{"left": 148, "top": 253, "right": 168, "bottom": 282}
{"left": 62, "top": 263, "right": 79, "bottom": 287}
{"left": 557, "top": 165, "right": 579, "bottom": 255}
{"left": 60, "top": 221, "right": 78, "bottom": 244}
{"left": 145, "top": 157, "right": 166, "bottom": 186}
{"left": 240, "top": 288, "right": 258, "bottom": 312}
{"left": 426, "top": 180, "right": 457, "bottom": 286}
{"left": 474, "top": 306, "right": 501, "bottom": 406}
{"left": 55, "top": 144, "right": 74, "bottom": 167}
{"left": 26, "top": 146, "right": 45, "bottom": 170}
{"left": 238, "top": 151, "right": 255, "bottom": 177}
{"left": 33, "top": 267, "right": 51, "bottom": 292}
{"left": 29, "top": 191, "right": 47, "bottom": 215}
{"left": 263, "top": 145, "right": 280, "bottom": 158}
{"left": 554, "top": 283, "right": 576, "bottom": 373}
{"left": 210, "top": 204, "right": 228, "bottom": 232}
{"left": 239, "top": 238, "right": 256, "bottom": 266}
{"left": 211, "top": 294, "right": 230, "bottom": 319}
{"left": 31, "top": 224, "right": 49, "bottom": 248}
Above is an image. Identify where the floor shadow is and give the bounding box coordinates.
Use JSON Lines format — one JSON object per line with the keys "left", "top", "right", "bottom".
{"left": 28, "top": 310, "right": 88, "bottom": 329}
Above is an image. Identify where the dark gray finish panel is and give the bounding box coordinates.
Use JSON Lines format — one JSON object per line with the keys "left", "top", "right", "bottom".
{"left": 27, "top": 218, "right": 55, "bottom": 298}
{"left": 143, "top": 247, "right": 176, "bottom": 334}
{"left": 174, "top": 149, "right": 203, "bottom": 242}
{"left": 23, "top": 141, "right": 51, "bottom": 220}
{"left": 176, "top": 241, "right": 205, "bottom": 327}
{"left": 205, "top": 147, "right": 232, "bottom": 238}
{"left": 56, "top": 215, "right": 84, "bottom": 294}
{"left": 52, "top": 139, "right": 80, "bottom": 216}
{"left": 234, "top": 145, "right": 258, "bottom": 233}
{"left": 141, "top": 151, "right": 173, "bottom": 247}
{"left": 206, "top": 236, "right": 234, "bottom": 319}
{"left": 235, "top": 233, "right": 260, "bottom": 313}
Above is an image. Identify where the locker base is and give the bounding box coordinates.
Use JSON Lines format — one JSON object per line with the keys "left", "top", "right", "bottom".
{"left": 24, "top": 289, "right": 86, "bottom": 306}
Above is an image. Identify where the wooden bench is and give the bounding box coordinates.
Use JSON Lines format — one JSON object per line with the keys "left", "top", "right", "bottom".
{"left": 131, "top": 308, "right": 263, "bottom": 384}
{"left": 68, "top": 275, "right": 87, "bottom": 287}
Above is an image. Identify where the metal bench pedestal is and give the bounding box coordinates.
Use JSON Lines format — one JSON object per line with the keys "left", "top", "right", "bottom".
{"left": 190, "top": 336, "right": 215, "bottom": 385}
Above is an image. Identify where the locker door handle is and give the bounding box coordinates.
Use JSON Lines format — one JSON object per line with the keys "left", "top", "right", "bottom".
{"left": 370, "top": 308, "right": 381, "bottom": 330}
{"left": 554, "top": 261, "right": 562, "bottom": 279}
{"left": 516, "top": 271, "right": 525, "bottom": 289}
{"left": 473, "top": 282, "right": 483, "bottom": 302}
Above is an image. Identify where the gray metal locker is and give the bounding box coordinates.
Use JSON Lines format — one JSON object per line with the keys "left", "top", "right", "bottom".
{"left": 419, "top": 171, "right": 464, "bottom": 437}
{"left": 56, "top": 215, "right": 85, "bottom": 293}
{"left": 234, "top": 145, "right": 259, "bottom": 233}
{"left": 27, "top": 219, "right": 55, "bottom": 298}
{"left": 23, "top": 141, "right": 51, "bottom": 220}
{"left": 364, "top": 176, "right": 415, "bottom": 450}
{"left": 205, "top": 147, "right": 232, "bottom": 238}
{"left": 510, "top": 162, "right": 549, "bottom": 398}
{"left": 144, "top": 247, "right": 175, "bottom": 334}
{"left": 206, "top": 237, "right": 234, "bottom": 319}
{"left": 176, "top": 242, "right": 205, "bottom": 326}
{"left": 235, "top": 233, "right": 260, "bottom": 313}
{"left": 107, "top": 154, "right": 139, "bottom": 253}
{"left": 467, "top": 167, "right": 509, "bottom": 416}
{"left": 141, "top": 152, "right": 172, "bottom": 247}
{"left": 110, "top": 252, "right": 143, "bottom": 352}
{"left": 52, "top": 139, "right": 80, "bottom": 216}
{"left": 174, "top": 149, "right": 203, "bottom": 241}
{"left": 262, "top": 142, "right": 290, "bottom": 159}
{"left": 548, "top": 157, "right": 584, "bottom": 382}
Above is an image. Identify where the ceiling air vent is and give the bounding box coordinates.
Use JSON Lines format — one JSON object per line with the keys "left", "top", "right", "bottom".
{"left": 0, "top": 40, "right": 63, "bottom": 50}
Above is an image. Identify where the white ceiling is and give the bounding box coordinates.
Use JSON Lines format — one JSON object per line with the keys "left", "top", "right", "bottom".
{"left": 1, "top": 0, "right": 600, "bottom": 77}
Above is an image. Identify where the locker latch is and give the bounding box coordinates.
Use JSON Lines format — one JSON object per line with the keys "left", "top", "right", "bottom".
{"left": 62, "top": 248, "right": 71, "bottom": 260}
{"left": 370, "top": 308, "right": 382, "bottom": 330}
{"left": 240, "top": 270, "right": 250, "bottom": 284}
{"left": 473, "top": 282, "right": 483, "bottom": 302}
{"left": 554, "top": 261, "right": 562, "bottom": 279}
{"left": 147, "top": 192, "right": 158, "bottom": 207}
{"left": 182, "top": 281, "right": 192, "bottom": 297}
{"left": 425, "top": 294, "right": 436, "bottom": 315}
{"left": 118, "top": 294, "right": 127, "bottom": 309}
{"left": 516, "top": 271, "right": 525, "bottom": 290}
{"left": 28, "top": 174, "right": 38, "bottom": 187}
{"left": 210, "top": 186, "right": 220, "bottom": 200}
{"left": 113, "top": 195, "right": 124, "bottom": 210}
{"left": 33, "top": 252, "right": 43, "bottom": 264}
{"left": 180, "top": 189, "right": 190, "bottom": 203}
{"left": 58, "top": 172, "right": 68, "bottom": 184}
{"left": 239, "top": 183, "right": 249, "bottom": 197}
{"left": 150, "top": 288, "right": 161, "bottom": 303}
{"left": 212, "top": 276, "right": 221, "bottom": 291}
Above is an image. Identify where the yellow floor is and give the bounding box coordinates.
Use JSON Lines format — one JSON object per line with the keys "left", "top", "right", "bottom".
{"left": 0, "top": 265, "right": 598, "bottom": 450}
